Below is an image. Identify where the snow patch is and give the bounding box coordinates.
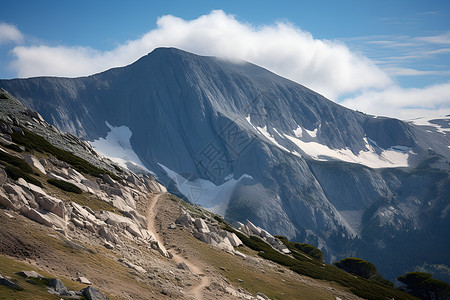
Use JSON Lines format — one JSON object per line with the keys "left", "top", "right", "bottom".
{"left": 91, "top": 121, "right": 150, "bottom": 173}
{"left": 293, "top": 125, "right": 303, "bottom": 138}
{"left": 256, "top": 125, "right": 291, "bottom": 153}
{"left": 305, "top": 126, "right": 318, "bottom": 138}
{"left": 159, "top": 164, "right": 252, "bottom": 215}
{"left": 284, "top": 135, "right": 411, "bottom": 168}
{"left": 408, "top": 116, "right": 450, "bottom": 135}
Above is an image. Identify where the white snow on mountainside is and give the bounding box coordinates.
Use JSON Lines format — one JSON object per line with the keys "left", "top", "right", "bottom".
{"left": 408, "top": 116, "right": 450, "bottom": 135}
{"left": 91, "top": 121, "right": 151, "bottom": 173}
{"left": 159, "top": 163, "right": 252, "bottom": 216}
{"left": 246, "top": 116, "right": 412, "bottom": 168}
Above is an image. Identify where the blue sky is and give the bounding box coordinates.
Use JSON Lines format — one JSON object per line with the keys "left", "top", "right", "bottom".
{"left": 1, "top": 0, "right": 449, "bottom": 119}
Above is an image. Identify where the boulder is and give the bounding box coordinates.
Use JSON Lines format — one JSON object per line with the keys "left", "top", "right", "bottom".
{"left": 246, "top": 220, "right": 262, "bottom": 236}
{"left": 3, "top": 183, "right": 37, "bottom": 208}
{"left": 98, "top": 226, "right": 119, "bottom": 244}
{"left": 176, "top": 211, "right": 194, "bottom": 227}
{"left": 35, "top": 195, "right": 65, "bottom": 218}
{"left": 22, "top": 154, "right": 46, "bottom": 174}
{"left": 139, "top": 229, "right": 156, "bottom": 243}
{"left": 227, "top": 232, "right": 243, "bottom": 247}
{"left": 152, "top": 241, "right": 170, "bottom": 258}
{"left": 121, "top": 210, "right": 147, "bottom": 229}
{"left": 81, "top": 286, "right": 109, "bottom": 300}
{"left": 48, "top": 278, "right": 69, "bottom": 295}
{"left": 17, "top": 179, "right": 46, "bottom": 198}
{"left": 110, "top": 195, "right": 133, "bottom": 212}
{"left": 126, "top": 223, "right": 143, "bottom": 239}
{"left": 102, "top": 174, "right": 119, "bottom": 188}
{"left": 217, "top": 237, "right": 234, "bottom": 252}
{"left": 194, "top": 218, "right": 209, "bottom": 233}
{"left": 234, "top": 250, "right": 247, "bottom": 259}
{"left": 77, "top": 276, "right": 92, "bottom": 285}
{"left": 16, "top": 271, "right": 43, "bottom": 278}
{"left": 0, "top": 188, "right": 18, "bottom": 210}
{"left": 67, "top": 168, "right": 85, "bottom": 183}
{"left": 0, "top": 275, "right": 21, "bottom": 290}
{"left": 71, "top": 217, "right": 84, "bottom": 228}
{"left": 99, "top": 211, "right": 134, "bottom": 227}
{"left": 20, "top": 206, "right": 66, "bottom": 228}
{"left": 81, "top": 179, "right": 100, "bottom": 192}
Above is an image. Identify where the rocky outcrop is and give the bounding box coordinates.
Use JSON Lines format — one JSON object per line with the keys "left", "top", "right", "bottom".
{"left": 22, "top": 154, "right": 46, "bottom": 174}
{"left": 176, "top": 209, "right": 243, "bottom": 255}
{"left": 241, "top": 220, "right": 290, "bottom": 254}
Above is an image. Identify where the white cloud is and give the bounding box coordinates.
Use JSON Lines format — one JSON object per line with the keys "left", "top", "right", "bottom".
{"left": 0, "top": 23, "right": 24, "bottom": 45}
{"left": 6, "top": 10, "right": 449, "bottom": 119}
{"left": 10, "top": 10, "right": 391, "bottom": 100}
{"left": 341, "top": 82, "right": 450, "bottom": 119}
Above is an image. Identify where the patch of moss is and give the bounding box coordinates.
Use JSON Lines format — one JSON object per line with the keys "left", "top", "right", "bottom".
{"left": 47, "top": 178, "right": 82, "bottom": 194}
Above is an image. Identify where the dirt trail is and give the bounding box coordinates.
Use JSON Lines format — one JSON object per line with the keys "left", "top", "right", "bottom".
{"left": 146, "top": 193, "right": 210, "bottom": 300}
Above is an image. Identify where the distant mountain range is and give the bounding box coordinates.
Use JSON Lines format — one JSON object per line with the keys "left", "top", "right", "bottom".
{"left": 1, "top": 47, "right": 449, "bottom": 282}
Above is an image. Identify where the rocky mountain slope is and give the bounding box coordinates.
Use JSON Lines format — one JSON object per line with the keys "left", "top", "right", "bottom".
{"left": 1, "top": 48, "right": 449, "bottom": 283}
{"left": 0, "top": 87, "right": 423, "bottom": 300}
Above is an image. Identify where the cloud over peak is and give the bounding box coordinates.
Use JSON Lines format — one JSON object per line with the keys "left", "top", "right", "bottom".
{"left": 9, "top": 10, "right": 391, "bottom": 100}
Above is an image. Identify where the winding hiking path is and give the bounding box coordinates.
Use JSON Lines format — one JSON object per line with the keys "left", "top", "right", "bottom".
{"left": 146, "top": 193, "right": 210, "bottom": 300}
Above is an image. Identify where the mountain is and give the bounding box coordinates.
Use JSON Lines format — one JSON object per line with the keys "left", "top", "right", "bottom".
{"left": 0, "top": 90, "right": 421, "bottom": 300}
{"left": 1, "top": 47, "right": 449, "bottom": 282}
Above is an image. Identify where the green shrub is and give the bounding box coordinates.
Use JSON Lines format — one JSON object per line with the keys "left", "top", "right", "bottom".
{"left": 3, "top": 143, "right": 23, "bottom": 152}
{"left": 334, "top": 257, "right": 378, "bottom": 279}
{"left": 226, "top": 227, "right": 411, "bottom": 299}
{"left": 47, "top": 178, "right": 82, "bottom": 194}
{"left": 275, "top": 235, "right": 324, "bottom": 261}
{"left": 0, "top": 151, "right": 33, "bottom": 173}
{"left": 4, "top": 165, "right": 43, "bottom": 187}
{"left": 398, "top": 272, "right": 450, "bottom": 300}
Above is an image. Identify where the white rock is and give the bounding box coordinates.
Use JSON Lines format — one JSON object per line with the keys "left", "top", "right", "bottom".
{"left": 77, "top": 277, "right": 92, "bottom": 285}
{"left": 22, "top": 154, "right": 46, "bottom": 174}
{"left": 194, "top": 218, "right": 209, "bottom": 233}
{"left": 233, "top": 250, "right": 246, "bottom": 259}
{"left": 35, "top": 195, "right": 65, "bottom": 218}
{"left": 227, "top": 232, "right": 243, "bottom": 247}
{"left": 0, "top": 188, "right": 18, "bottom": 210}
{"left": 127, "top": 223, "right": 143, "bottom": 239}
{"left": 20, "top": 206, "right": 66, "bottom": 228}
{"left": 246, "top": 220, "right": 262, "bottom": 236}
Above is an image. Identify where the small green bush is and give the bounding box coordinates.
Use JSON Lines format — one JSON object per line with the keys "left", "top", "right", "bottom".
{"left": 398, "top": 272, "right": 450, "bottom": 300}
{"left": 4, "top": 165, "right": 43, "bottom": 187}
{"left": 334, "top": 257, "right": 378, "bottom": 279}
{"left": 3, "top": 143, "right": 23, "bottom": 152}
{"left": 47, "top": 178, "right": 82, "bottom": 194}
{"left": 0, "top": 151, "right": 33, "bottom": 173}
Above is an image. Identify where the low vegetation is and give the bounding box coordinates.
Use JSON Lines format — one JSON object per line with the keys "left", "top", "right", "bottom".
{"left": 398, "top": 272, "right": 450, "bottom": 300}
{"left": 275, "top": 235, "right": 324, "bottom": 261}
{"left": 0, "top": 151, "right": 43, "bottom": 187}
{"left": 222, "top": 225, "right": 415, "bottom": 300}
{"left": 47, "top": 178, "right": 82, "bottom": 194}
